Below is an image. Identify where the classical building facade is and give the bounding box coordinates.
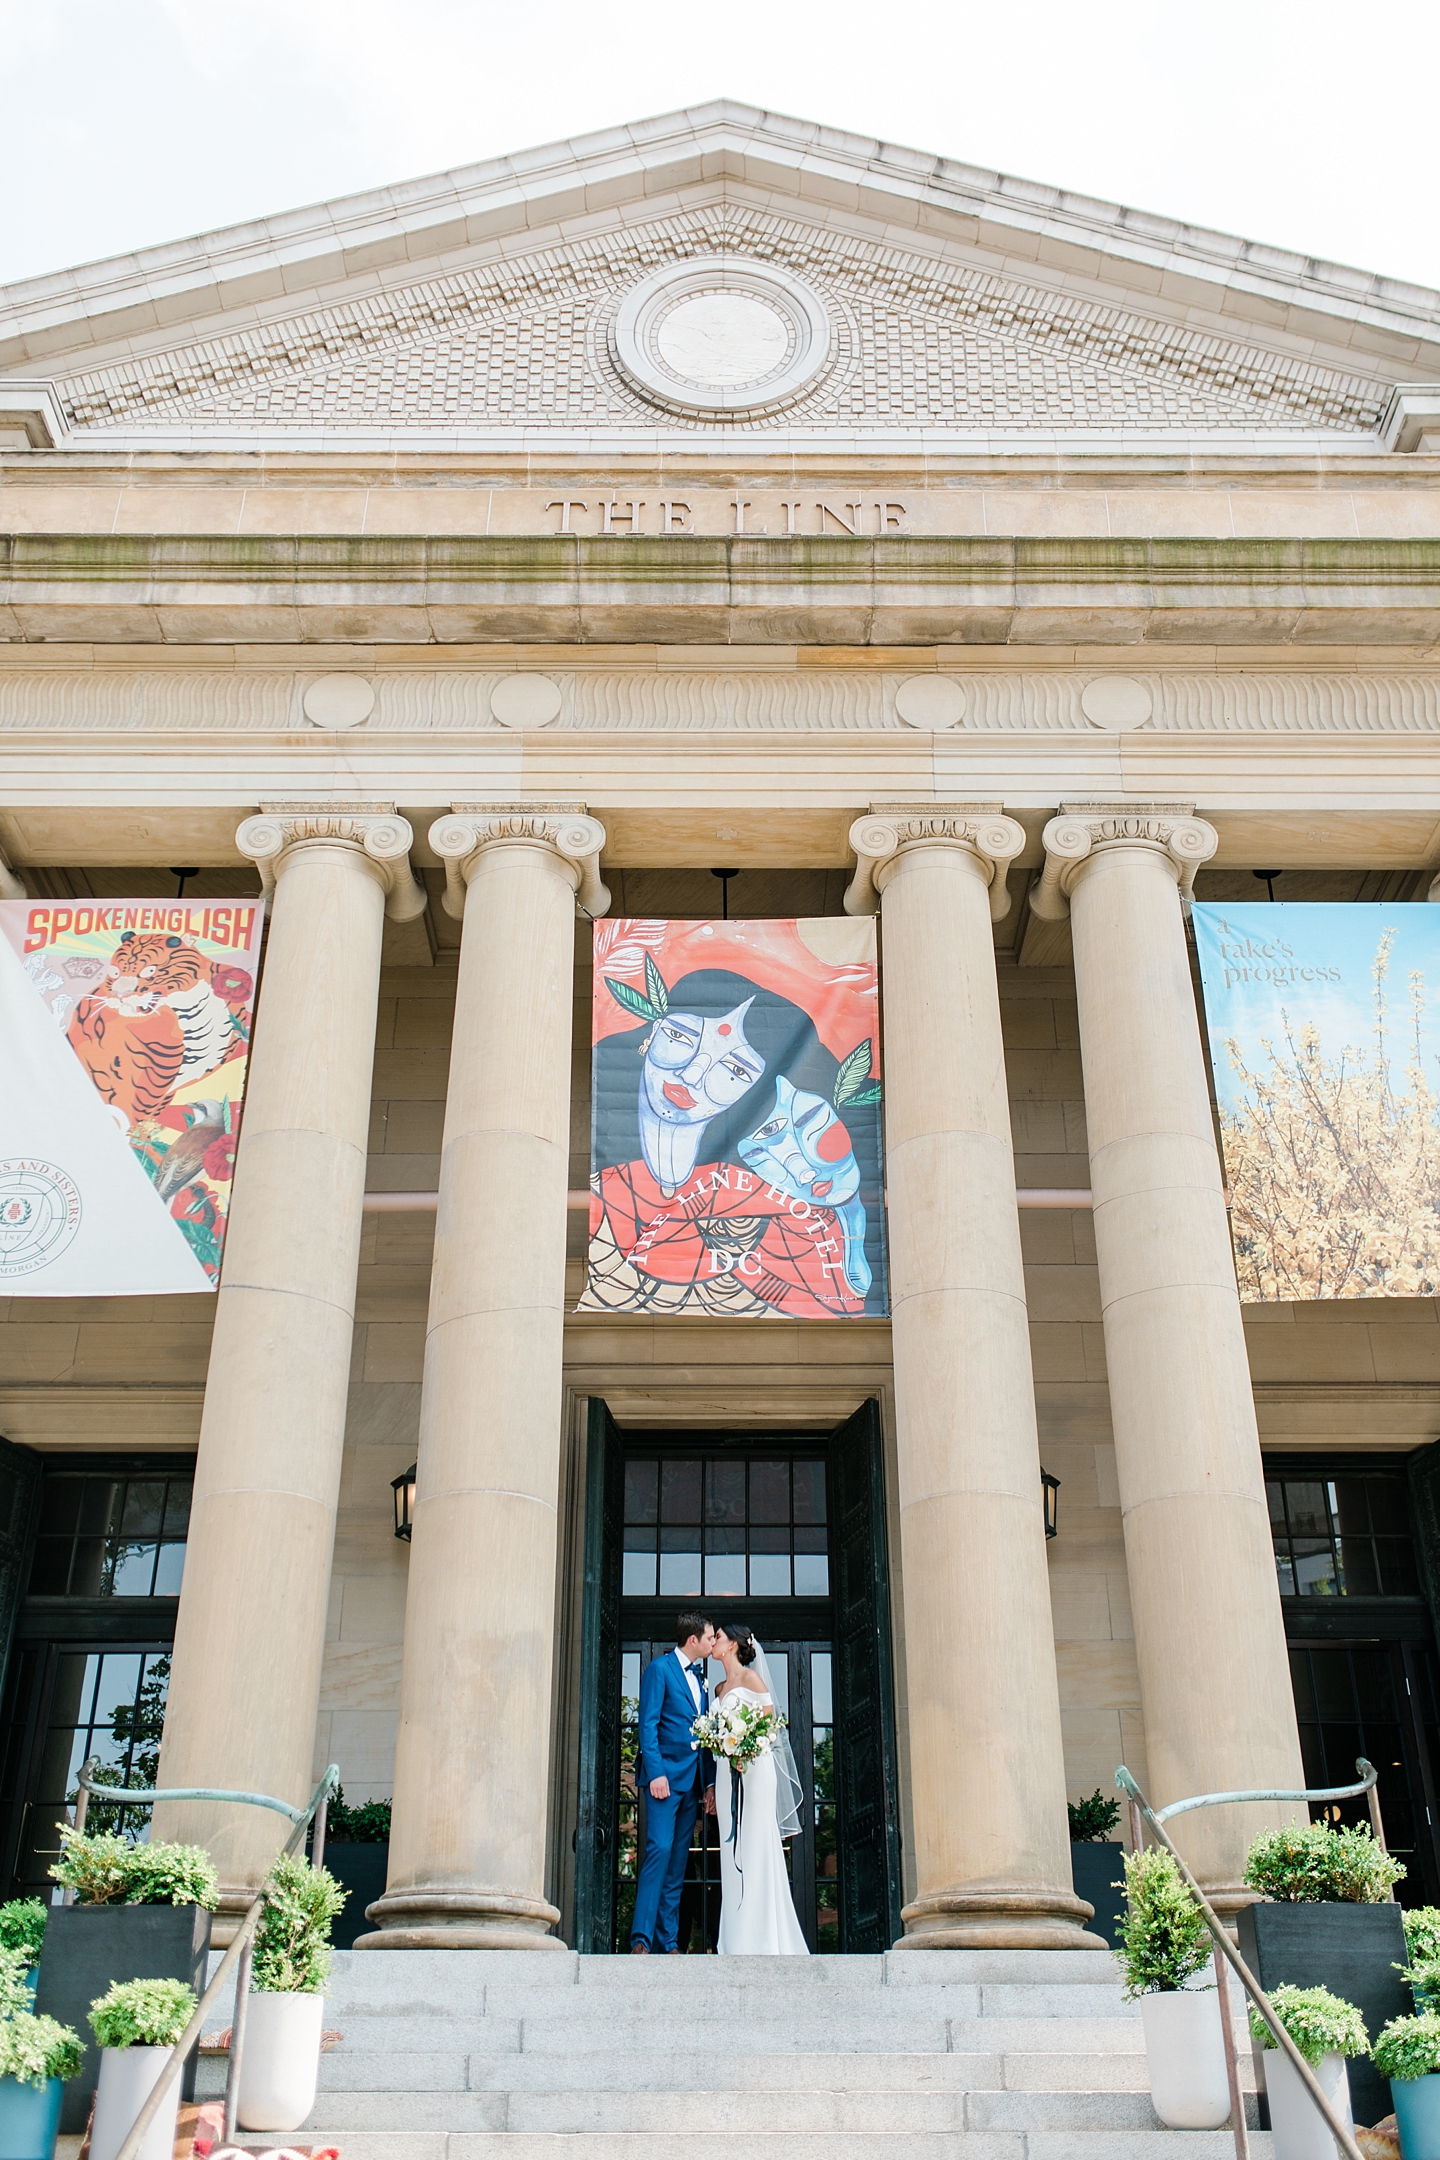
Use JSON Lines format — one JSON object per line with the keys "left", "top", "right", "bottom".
{"left": 3, "top": 102, "right": 1440, "bottom": 1956}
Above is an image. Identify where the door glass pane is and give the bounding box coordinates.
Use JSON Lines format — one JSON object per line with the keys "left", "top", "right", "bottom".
{"left": 749, "top": 1462, "right": 789, "bottom": 1523}
{"left": 26, "top": 1470, "right": 195, "bottom": 1602}
{"left": 660, "top": 1462, "right": 701, "bottom": 1523}
{"left": 811, "top": 1650, "right": 837, "bottom": 1953}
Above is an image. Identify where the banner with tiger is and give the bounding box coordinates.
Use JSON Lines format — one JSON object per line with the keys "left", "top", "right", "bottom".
{"left": 582, "top": 917, "right": 888, "bottom": 1318}
{"left": 0, "top": 898, "right": 265, "bottom": 1295}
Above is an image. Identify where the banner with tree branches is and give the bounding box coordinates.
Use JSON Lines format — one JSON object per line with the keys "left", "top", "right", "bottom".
{"left": 1193, "top": 903, "right": 1440, "bottom": 1300}
{"left": 582, "top": 917, "right": 887, "bottom": 1317}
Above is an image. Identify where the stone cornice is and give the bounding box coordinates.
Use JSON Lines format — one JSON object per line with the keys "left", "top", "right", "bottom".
{"left": 1032, "top": 802, "right": 1218, "bottom": 917}
{"left": 237, "top": 804, "right": 426, "bottom": 920}
{"left": 1, "top": 100, "right": 1435, "bottom": 376}
{"left": 6, "top": 534, "right": 1440, "bottom": 647}
{"left": 429, "top": 805, "right": 609, "bottom": 919}
{"left": 844, "top": 804, "right": 1026, "bottom": 919}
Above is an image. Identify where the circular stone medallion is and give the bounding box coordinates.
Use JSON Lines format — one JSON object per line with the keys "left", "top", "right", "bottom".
{"left": 611, "top": 257, "right": 833, "bottom": 419}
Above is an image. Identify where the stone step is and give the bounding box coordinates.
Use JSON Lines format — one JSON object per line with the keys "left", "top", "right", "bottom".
{"left": 299, "top": 2129, "right": 1274, "bottom": 2159}
{"left": 319, "top": 1948, "right": 1125, "bottom": 2003}
{"left": 302, "top": 2087, "right": 1259, "bottom": 2134}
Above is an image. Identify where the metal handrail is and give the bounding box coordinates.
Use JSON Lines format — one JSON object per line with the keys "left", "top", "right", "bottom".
{"left": 64, "top": 1759, "right": 340, "bottom": 2160}
{"left": 1117, "top": 1762, "right": 1381, "bottom": 2160}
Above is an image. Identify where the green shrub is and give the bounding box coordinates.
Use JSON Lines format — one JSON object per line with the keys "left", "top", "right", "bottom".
{"left": 1405, "top": 1909, "right": 1440, "bottom": 1966}
{"left": 1114, "top": 1849, "right": 1212, "bottom": 1998}
{"left": 1243, "top": 1820, "right": 1405, "bottom": 1905}
{"left": 50, "top": 1827, "right": 217, "bottom": 1910}
{"left": 0, "top": 2011, "right": 83, "bottom": 2088}
{"left": 0, "top": 1900, "right": 46, "bottom": 1965}
{"left": 0, "top": 1946, "right": 35, "bottom": 2019}
{"left": 119, "top": 1842, "right": 218, "bottom": 1910}
{"left": 1375, "top": 2014, "right": 1440, "bottom": 2083}
{"left": 89, "top": 1978, "right": 196, "bottom": 2051}
{"left": 325, "top": 1787, "right": 391, "bottom": 1845}
{"left": 250, "top": 1856, "right": 346, "bottom": 1996}
{"left": 1250, "top": 1983, "right": 1369, "bottom": 2065}
{"left": 1067, "top": 1790, "right": 1121, "bottom": 1844}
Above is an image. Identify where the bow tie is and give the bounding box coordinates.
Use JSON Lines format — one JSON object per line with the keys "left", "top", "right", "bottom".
{"left": 688, "top": 1663, "right": 706, "bottom": 1680}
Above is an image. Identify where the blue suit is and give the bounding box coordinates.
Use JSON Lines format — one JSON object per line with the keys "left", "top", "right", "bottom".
{"left": 631, "top": 1651, "right": 715, "bottom": 1951}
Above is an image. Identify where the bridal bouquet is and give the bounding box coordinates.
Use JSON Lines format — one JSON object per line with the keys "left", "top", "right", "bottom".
{"left": 691, "top": 1697, "right": 787, "bottom": 1773}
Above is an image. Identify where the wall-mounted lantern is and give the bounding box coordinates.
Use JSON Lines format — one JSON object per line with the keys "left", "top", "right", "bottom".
{"left": 392, "top": 1463, "right": 417, "bottom": 1542}
{"left": 1041, "top": 1470, "right": 1060, "bottom": 1541}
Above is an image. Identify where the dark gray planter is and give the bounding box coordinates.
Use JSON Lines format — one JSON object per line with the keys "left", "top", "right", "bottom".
{"left": 1070, "top": 1842, "right": 1126, "bottom": 1948}
{"left": 1237, "top": 1898, "right": 1408, "bottom": 2133}
{"left": 323, "top": 1842, "right": 389, "bottom": 1949}
{"left": 34, "top": 1901, "right": 211, "bottom": 2134}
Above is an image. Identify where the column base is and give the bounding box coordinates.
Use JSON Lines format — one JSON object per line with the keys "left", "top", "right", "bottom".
{"left": 353, "top": 1886, "right": 566, "bottom": 1951}
{"left": 896, "top": 1888, "right": 1109, "bottom": 1951}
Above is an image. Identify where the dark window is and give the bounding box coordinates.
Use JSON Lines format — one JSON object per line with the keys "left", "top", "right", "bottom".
{"left": 26, "top": 1471, "right": 192, "bottom": 1601}
{"left": 1267, "top": 1471, "right": 1421, "bottom": 1600}
{"left": 621, "top": 1452, "right": 828, "bottom": 1599}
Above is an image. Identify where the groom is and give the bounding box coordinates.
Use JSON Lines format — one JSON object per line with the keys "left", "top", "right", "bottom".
{"left": 631, "top": 1611, "right": 718, "bottom": 1954}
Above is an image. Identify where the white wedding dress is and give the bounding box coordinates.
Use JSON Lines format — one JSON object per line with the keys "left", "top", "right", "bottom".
{"left": 713, "top": 1687, "right": 810, "bottom": 1956}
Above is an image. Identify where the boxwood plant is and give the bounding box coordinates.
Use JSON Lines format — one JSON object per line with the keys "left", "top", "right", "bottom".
{"left": 1067, "top": 1790, "right": 1121, "bottom": 1843}
{"left": 0, "top": 1900, "right": 46, "bottom": 1966}
{"left": 89, "top": 1978, "right": 196, "bottom": 2051}
{"left": 1375, "top": 2014, "right": 1440, "bottom": 2084}
{"left": 1243, "top": 1820, "right": 1405, "bottom": 1904}
{"left": 0, "top": 2012, "right": 82, "bottom": 2089}
{"left": 50, "top": 1827, "right": 218, "bottom": 1910}
{"left": 1114, "top": 1849, "right": 1212, "bottom": 1998}
{"left": 1249, "top": 1983, "right": 1370, "bottom": 2065}
{"left": 251, "top": 1855, "right": 346, "bottom": 1995}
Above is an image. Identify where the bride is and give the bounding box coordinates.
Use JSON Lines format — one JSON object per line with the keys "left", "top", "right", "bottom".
{"left": 710, "top": 1622, "right": 810, "bottom": 1956}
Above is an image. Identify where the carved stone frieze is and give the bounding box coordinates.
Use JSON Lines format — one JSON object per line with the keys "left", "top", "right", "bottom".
{"left": 430, "top": 803, "right": 609, "bottom": 920}
{"left": 845, "top": 804, "right": 1027, "bottom": 920}
{"left": 1031, "top": 803, "right": 1218, "bottom": 920}
{"left": 237, "top": 803, "right": 426, "bottom": 921}
{"left": 11, "top": 666, "right": 1440, "bottom": 736}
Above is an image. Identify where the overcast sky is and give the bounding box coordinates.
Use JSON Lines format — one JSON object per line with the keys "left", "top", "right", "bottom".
{"left": 1, "top": 0, "right": 1436, "bottom": 294}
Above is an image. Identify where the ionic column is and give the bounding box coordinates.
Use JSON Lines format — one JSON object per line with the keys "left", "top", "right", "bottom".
{"left": 1034, "top": 805, "right": 1303, "bottom": 1894}
{"left": 358, "top": 807, "right": 607, "bottom": 1949}
{"left": 155, "top": 808, "right": 425, "bottom": 1908}
{"left": 847, "top": 809, "right": 1102, "bottom": 1950}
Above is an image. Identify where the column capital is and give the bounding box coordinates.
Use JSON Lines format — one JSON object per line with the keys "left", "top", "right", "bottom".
{"left": 844, "top": 803, "right": 1026, "bottom": 921}
{"left": 430, "top": 803, "right": 609, "bottom": 920}
{"left": 1030, "top": 802, "right": 1217, "bottom": 922}
{"left": 237, "top": 803, "right": 426, "bottom": 922}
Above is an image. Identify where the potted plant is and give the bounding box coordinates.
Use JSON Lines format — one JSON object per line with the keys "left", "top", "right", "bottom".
{"left": 1374, "top": 2015, "right": 1440, "bottom": 2158}
{"left": 0, "top": 1906, "right": 47, "bottom": 1998}
{"left": 1239, "top": 1818, "right": 1406, "bottom": 2132}
{"left": 1399, "top": 1911, "right": 1440, "bottom": 2014}
{"left": 87, "top": 1977, "right": 195, "bottom": 2160}
{"left": 36, "top": 1829, "right": 216, "bottom": 2135}
{"left": 318, "top": 1787, "right": 389, "bottom": 1950}
{"left": 235, "top": 1855, "right": 345, "bottom": 2133}
{"left": 1115, "top": 1848, "right": 1231, "bottom": 2129}
{"left": 0, "top": 1944, "right": 81, "bottom": 2160}
{"left": 1068, "top": 1789, "right": 1125, "bottom": 1948}
{"left": 1250, "top": 1983, "right": 1368, "bottom": 2160}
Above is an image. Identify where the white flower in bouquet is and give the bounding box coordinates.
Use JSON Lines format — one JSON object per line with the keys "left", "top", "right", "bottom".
{"left": 691, "top": 1696, "right": 786, "bottom": 1772}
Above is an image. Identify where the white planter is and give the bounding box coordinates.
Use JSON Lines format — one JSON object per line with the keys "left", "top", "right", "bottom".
{"left": 1139, "top": 1987, "right": 1232, "bottom": 2129}
{"left": 1263, "top": 2045, "right": 1354, "bottom": 2160}
{"left": 236, "top": 1990, "right": 325, "bottom": 2132}
{"left": 90, "top": 2045, "right": 182, "bottom": 2160}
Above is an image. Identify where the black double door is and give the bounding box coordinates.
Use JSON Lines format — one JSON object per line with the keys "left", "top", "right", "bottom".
{"left": 575, "top": 1402, "right": 902, "bottom": 1954}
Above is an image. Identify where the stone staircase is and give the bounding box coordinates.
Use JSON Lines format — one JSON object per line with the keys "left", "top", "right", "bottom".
{"left": 199, "top": 1946, "right": 1273, "bottom": 2157}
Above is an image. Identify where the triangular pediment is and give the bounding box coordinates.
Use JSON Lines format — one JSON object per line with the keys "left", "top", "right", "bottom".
{"left": 3, "top": 101, "right": 1437, "bottom": 453}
